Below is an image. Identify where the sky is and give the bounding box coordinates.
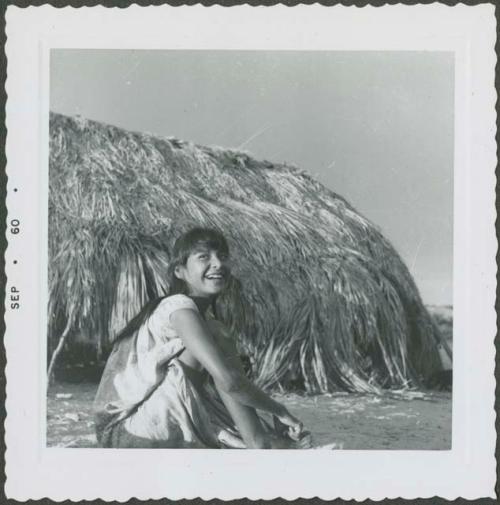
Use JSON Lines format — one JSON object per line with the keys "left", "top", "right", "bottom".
{"left": 50, "top": 50, "right": 454, "bottom": 305}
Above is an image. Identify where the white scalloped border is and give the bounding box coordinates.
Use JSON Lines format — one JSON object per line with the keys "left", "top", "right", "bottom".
{"left": 4, "top": 4, "right": 497, "bottom": 501}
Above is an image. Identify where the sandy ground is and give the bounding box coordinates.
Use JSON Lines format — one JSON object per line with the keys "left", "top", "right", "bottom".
{"left": 47, "top": 382, "right": 451, "bottom": 449}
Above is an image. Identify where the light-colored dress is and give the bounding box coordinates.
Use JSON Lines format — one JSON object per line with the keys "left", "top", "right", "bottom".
{"left": 94, "top": 295, "right": 265, "bottom": 448}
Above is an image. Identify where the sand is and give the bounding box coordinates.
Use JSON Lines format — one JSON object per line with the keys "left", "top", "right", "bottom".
{"left": 47, "top": 382, "right": 451, "bottom": 450}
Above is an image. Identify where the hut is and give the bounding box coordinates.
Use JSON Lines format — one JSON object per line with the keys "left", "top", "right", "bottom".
{"left": 48, "top": 112, "right": 445, "bottom": 393}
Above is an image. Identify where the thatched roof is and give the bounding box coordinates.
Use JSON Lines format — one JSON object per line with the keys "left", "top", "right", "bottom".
{"left": 48, "top": 111, "right": 443, "bottom": 393}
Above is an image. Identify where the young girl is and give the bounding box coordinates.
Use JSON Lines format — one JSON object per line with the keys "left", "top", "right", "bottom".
{"left": 94, "top": 227, "right": 311, "bottom": 448}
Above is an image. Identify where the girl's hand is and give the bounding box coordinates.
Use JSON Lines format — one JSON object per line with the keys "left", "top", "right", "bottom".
{"left": 269, "top": 431, "right": 313, "bottom": 449}
{"left": 275, "top": 410, "right": 305, "bottom": 440}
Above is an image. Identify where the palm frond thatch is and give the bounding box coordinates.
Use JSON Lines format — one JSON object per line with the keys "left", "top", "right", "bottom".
{"left": 48, "top": 112, "right": 443, "bottom": 393}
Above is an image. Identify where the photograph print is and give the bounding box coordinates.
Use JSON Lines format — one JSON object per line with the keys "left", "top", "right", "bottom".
{"left": 47, "top": 49, "right": 453, "bottom": 450}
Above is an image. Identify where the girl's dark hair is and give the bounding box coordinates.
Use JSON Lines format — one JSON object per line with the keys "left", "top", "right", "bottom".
{"left": 112, "top": 227, "right": 229, "bottom": 344}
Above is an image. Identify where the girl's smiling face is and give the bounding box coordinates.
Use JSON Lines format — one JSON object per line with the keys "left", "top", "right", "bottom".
{"left": 175, "top": 247, "right": 230, "bottom": 298}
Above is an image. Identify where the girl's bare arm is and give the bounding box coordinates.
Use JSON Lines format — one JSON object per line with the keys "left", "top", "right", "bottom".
{"left": 211, "top": 329, "right": 270, "bottom": 448}
{"left": 213, "top": 334, "right": 313, "bottom": 449}
{"left": 171, "top": 309, "right": 289, "bottom": 419}
{"left": 216, "top": 389, "right": 270, "bottom": 448}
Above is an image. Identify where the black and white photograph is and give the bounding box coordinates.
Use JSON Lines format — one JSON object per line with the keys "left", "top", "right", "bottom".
{"left": 4, "top": 4, "right": 496, "bottom": 501}
{"left": 47, "top": 49, "right": 453, "bottom": 450}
